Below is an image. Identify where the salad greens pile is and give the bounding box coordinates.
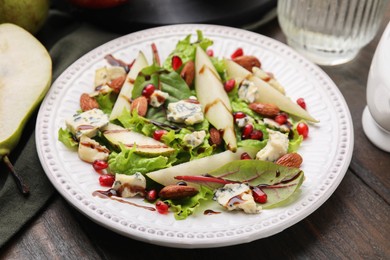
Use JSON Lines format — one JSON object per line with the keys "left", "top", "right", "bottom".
{"left": 58, "top": 30, "right": 312, "bottom": 220}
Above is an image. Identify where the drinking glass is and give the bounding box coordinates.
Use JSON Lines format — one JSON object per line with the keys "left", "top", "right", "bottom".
{"left": 277, "top": 0, "right": 389, "bottom": 65}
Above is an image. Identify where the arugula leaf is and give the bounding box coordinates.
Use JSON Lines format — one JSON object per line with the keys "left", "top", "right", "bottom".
{"left": 58, "top": 128, "right": 78, "bottom": 149}
{"left": 165, "top": 185, "right": 214, "bottom": 220}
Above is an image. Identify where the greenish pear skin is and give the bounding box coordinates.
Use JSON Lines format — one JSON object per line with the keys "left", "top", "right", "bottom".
{"left": 0, "top": 0, "right": 49, "bottom": 34}
{"left": 0, "top": 23, "right": 52, "bottom": 169}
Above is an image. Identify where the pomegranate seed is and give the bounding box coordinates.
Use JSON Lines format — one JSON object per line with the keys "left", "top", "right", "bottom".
{"left": 233, "top": 111, "right": 246, "bottom": 120}
{"left": 93, "top": 160, "right": 108, "bottom": 171}
{"left": 224, "top": 79, "right": 236, "bottom": 92}
{"left": 297, "top": 122, "right": 309, "bottom": 138}
{"left": 231, "top": 48, "right": 244, "bottom": 59}
{"left": 242, "top": 124, "right": 254, "bottom": 139}
{"left": 99, "top": 174, "right": 115, "bottom": 187}
{"left": 252, "top": 187, "right": 267, "bottom": 204}
{"left": 156, "top": 201, "right": 169, "bottom": 214}
{"left": 171, "top": 55, "right": 183, "bottom": 71}
{"left": 146, "top": 189, "right": 158, "bottom": 202}
{"left": 206, "top": 49, "right": 214, "bottom": 57}
{"left": 153, "top": 129, "right": 168, "bottom": 141}
{"left": 240, "top": 152, "right": 252, "bottom": 160}
{"left": 142, "top": 84, "right": 156, "bottom": 98}
{"left": 297, "top": 98, "right": 306, "bottom": 109}
{"left": 250, "top": 130, "right": 263, "bottom": 140}
{"left": 274, "top": 113, "right": 288, "bottom": 125}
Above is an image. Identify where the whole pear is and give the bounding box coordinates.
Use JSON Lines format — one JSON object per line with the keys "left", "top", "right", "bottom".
{"left": 0, "top": 0, "right": 49, "bottom": 34}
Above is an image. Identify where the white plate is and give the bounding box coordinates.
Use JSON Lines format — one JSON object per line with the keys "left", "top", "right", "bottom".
{"left": 36, "top": 24, "right": 353, "bottom": 248}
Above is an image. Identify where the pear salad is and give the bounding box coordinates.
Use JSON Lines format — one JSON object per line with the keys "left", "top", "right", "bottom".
{"left": 58, "top": 31, "right": 319, "bottom": 220}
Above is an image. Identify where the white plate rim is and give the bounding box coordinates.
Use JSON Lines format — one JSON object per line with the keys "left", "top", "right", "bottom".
{"left": 35, "top": 24, "right": 354, "bottom": 248}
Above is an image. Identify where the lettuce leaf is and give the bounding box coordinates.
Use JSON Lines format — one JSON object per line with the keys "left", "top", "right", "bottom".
{"left": 108, "top": 145, "right": 171, "bottom": 175}
{"left": 58, "top": 128, "right": 78, "bottom": 149}
{"left": 163, "top": 30, "right": 213, "bottom": 71}
{"left": 165, "top": 185, "right": 214, "bottom": 220}
{"left": 95, "top": 93, "right": 116, "bottom": 115}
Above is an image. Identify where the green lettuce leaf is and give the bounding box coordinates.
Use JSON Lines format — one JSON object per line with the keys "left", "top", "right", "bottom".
{"left": 58, "top": 128, "right": 78, "bottom": 149}
{"left": 95, "top": 93, "right": 116, "bottom": 115}
{"left": 163, "top": 30, "right": 213, "bottom": 71}
{"left": 288, "top": 122, "right": 304, "bottom": 153}
{"left": 165, "top": 185, "right": 214, "bottom": 220}
{"left": 108, "top": 144, "right": 171, "bottom": 175}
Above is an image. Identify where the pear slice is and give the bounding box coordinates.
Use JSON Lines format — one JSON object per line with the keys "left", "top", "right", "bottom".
{"left": 103, "top": 125, "right": 175, "bottom": 156}
{"left": 147, "top": 147, "right": 257, "bottom": 187}
{"left": 109, "top": 51, "right": 148, "bottom": 120}
{"left": 195, "top": 46, "right": 237, "bottom": 152}
{"left": 0, "top": 23, "right": 52, "bottom": 194}
{"left": 225, "top": 59, "right": 319, "bottom": 123}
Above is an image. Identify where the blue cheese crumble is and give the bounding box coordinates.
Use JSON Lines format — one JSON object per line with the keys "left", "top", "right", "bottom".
{"left": 214, "top": 183, "right": 261, "bottom": 214}
{"left": 65, "top": 108, "right": 109, "bottom": 139}
{"left": 112, "top": 172, "right": 146, "bottom": 198}
{"left": 183, "top": 130, "right": 206, "bottom": 148}
{"left": 256, "top": 129, "right": 289, "bottom": 161}
{"left": 149, "top": 90, "right": 169, "bottom": 107}
{"left": 167, "top": 100, "right": 204, "bottom": 125}
{"left": 238, "top": 80, "right": 259, "bottom": 103}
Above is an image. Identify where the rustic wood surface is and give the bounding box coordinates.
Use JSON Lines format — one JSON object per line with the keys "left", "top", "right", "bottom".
{"left": 1, "top": 4, "right": 390, "bottom": 260}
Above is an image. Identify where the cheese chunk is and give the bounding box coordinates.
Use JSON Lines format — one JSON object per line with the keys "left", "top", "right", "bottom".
{"left": 149, "top": 90, "right": 169, "bottom": 107}
{"left": 256, "top": 129, "right": 289, "bottom": 161}
{"left": 238, "top": 80, "right": 259, "bottom": 103}
{"left": 112, "top": 172, "right": 146, "bottom": 198}
{"left": 183, "top": 130, "right": 206, "bottom": 148}
{"left": 214, "top": 183, "right": 261, "bottom": 214}
{"left": 65, "top": 108, "right": 109, "bottom": 139}
{"left": 78, "top": 136, "right": 109, "bottom": 163}
{"left": 167, "top": 100, "right": 204, "bottom": 125}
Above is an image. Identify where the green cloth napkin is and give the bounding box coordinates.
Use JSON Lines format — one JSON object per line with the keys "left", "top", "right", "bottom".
{"left": 0, "top": 13, "right": 120, "bottom": 248}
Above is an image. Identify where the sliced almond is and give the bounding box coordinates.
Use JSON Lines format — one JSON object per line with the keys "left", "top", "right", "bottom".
{"left": 233, "top": 55, "right": 261, "bottom": 71}
{"left": 108, "top": 75, "right": 126, "bottom": 94}
{"left": 275, "top": 153, "right": 303, "bottom": 168}
{"left": 209, "top": 127, "right": 222, "bottom": 146}
{"left": 80, "top": 93, "right": 99, "bottom": 111}
{"left": 180, "top": 60, "right": 195, "bottom": 87}
{"left": 248, "top": 102, "right": 280, "bottom": 117}
{"left": 130, "top": 96, "right": 148, "bottom": 117}
{"left": 158, "top": 185, "right": 198, "bottom": 200}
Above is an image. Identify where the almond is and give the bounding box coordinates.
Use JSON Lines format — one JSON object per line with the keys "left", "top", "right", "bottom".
{"left": 276, "top": 153, "right": 303, "bottom": 168}
{"left": 209, "top": 127, "right": 222, "bottom": 146}
{"left": 180, "top": 60, "right": 195, "bottom": 87}
{"left": 80, "top": 93, "right": 99, "bottom": 111}
{"left": 130, "top": 96, "right": 148, "bottom": 117}
{"left": 248, "top": 102, "right": 280, "bottom": 117}
{"left": 108, "top": 75, "right": 126, "bottom": 93}
{"left": 233, "top": 55, "right": 261, "bottom": 71}
{"left": 158, "top": 185, "right": 199, "bottom": 200}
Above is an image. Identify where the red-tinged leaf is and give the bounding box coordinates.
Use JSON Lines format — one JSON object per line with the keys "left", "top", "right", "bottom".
{"left": 207, "top": 160, "right": 304, "bottom": 208}
{"left": 151, "top": 43, "right": 161, "bottom": 66}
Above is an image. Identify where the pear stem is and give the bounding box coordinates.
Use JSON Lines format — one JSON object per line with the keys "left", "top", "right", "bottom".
{"left": 3, "top": 155, "right": 30, "bottom": 195}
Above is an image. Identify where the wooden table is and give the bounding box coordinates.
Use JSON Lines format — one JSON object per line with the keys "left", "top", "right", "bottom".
{"left": 1, "top": 5, "right": 390, "bottom": 259}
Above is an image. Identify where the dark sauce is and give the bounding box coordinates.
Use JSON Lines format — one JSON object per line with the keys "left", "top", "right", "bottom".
{"left": 204, "top": 209, "right": 221, "bottom": 215}
{"left": 93, "top": 189, "right": 156, "bottom": 211}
